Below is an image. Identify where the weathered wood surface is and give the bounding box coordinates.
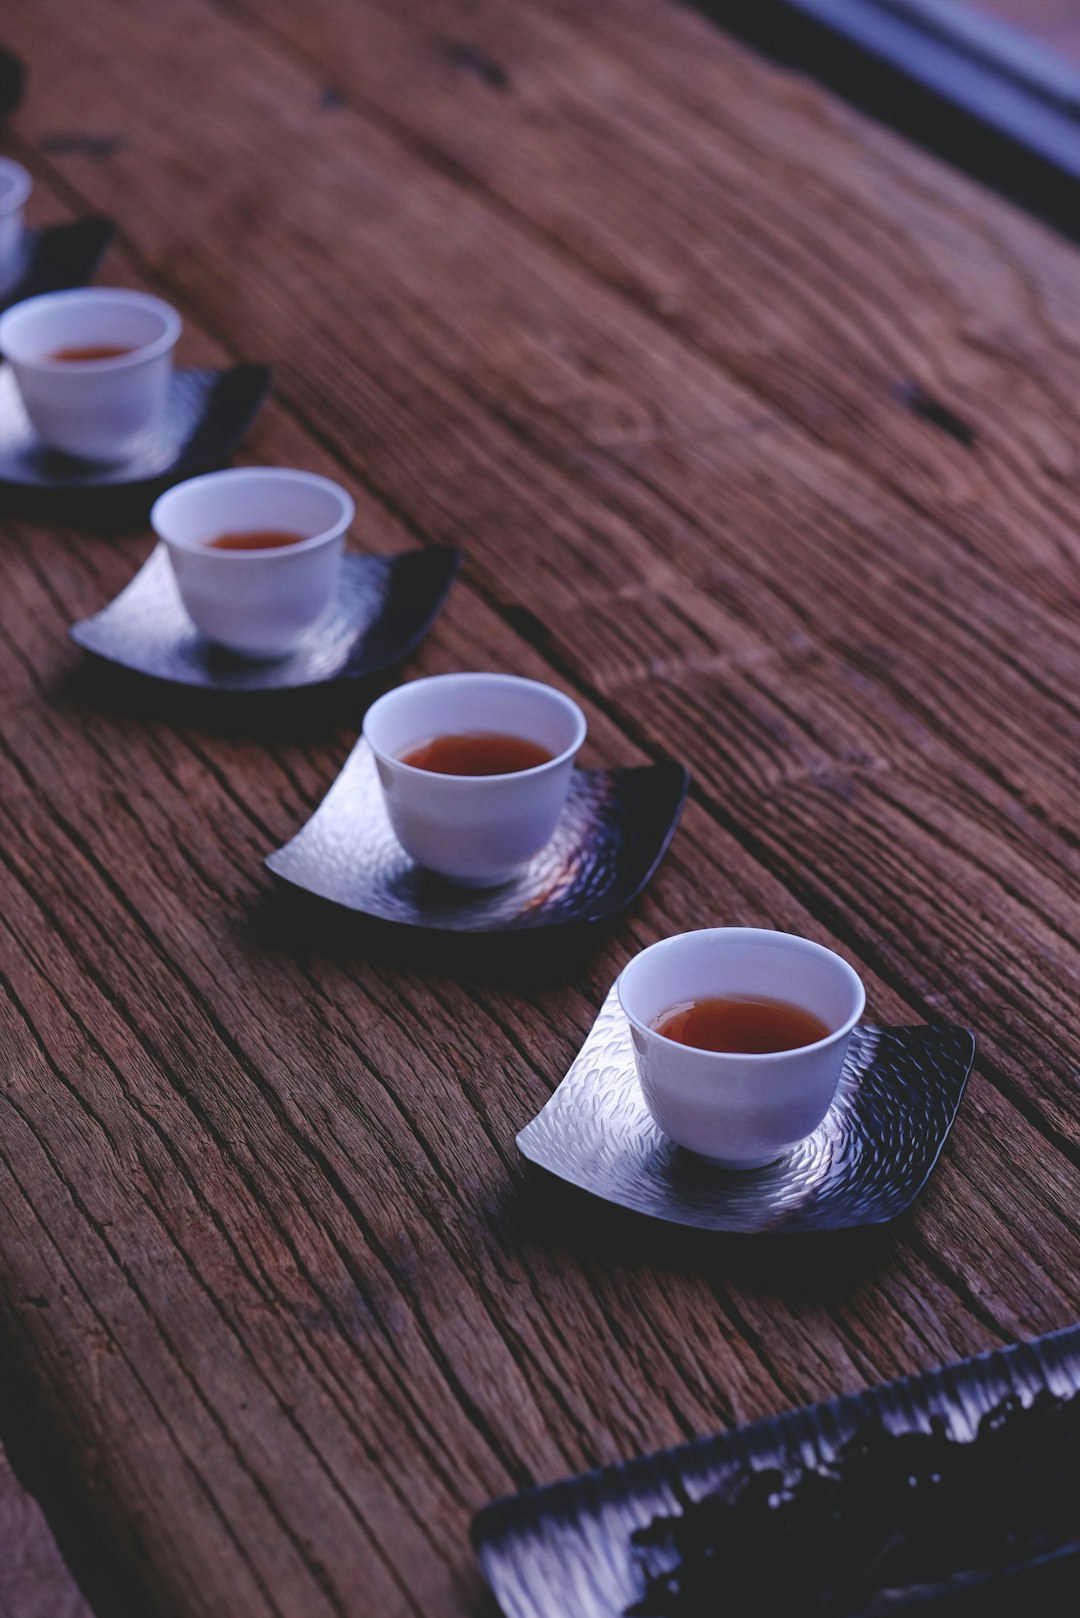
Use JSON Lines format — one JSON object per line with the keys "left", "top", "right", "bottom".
{"left": 3, "top": 0, "right": 1080, "bottom": 1613}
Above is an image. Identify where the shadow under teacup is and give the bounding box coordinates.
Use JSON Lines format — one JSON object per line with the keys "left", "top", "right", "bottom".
{"left": 618, "top": 928, "right": 866, "bottom": 1170}
{"left": 0, "top": 157, "right": 31, "bottom": 294}
{"left": 151, "top": 468, "right": 355, "bottom": 659}
{"left": 362, "top": 672, "right": 587, "bottom": 886}
{"left": 0, "top": 286, "right": 181, "bottom": 459}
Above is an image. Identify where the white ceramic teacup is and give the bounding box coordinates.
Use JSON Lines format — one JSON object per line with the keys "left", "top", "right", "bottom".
{"left": 0, "top": 287, "right": 181, "bottom": 458}
{"left": 151, "top": 468, "right": 354, "bottom": 658}
{"left": 618, "top": 928, "right": 866, "bottom": 1169}
{"left": 363, "top": 672, "right": 587, "bottom": 886}
{"left": 0, "top": 157, "right": 31, "bottom": 294}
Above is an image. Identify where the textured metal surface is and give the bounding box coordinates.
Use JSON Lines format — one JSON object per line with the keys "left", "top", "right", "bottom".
{"left": 0, "top": 362, "right": 270, "bottom": 523}
{"left": 266, "top": 739, "right": 688, "bottom": 931}
{"left": 472, "top": 1324, "right": 1080, "bottom": 1618}
{"left": 0, "top": 216, "right": 113, "bottom": 314}
{"left": 71, "top": 544, "right": 460, "bottom": 691}
{"left": 518, "top": 984, "right": 973, "bottom": 1232}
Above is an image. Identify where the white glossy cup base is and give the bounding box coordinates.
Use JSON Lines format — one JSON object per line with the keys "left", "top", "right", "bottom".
{"left": 0, "top": 158, "right": 31, "bottom": 295}
{"left": 435, "top": 868, "right": 520, "bottom": 890}
{"left": 694, "top": 1149, "right": 785, "bottom": 1172}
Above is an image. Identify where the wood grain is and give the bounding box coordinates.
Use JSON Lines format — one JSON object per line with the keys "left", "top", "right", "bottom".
{"left": 2, "top": 1, "right": 1080, "bottom": 1614}
{"left": 13, "top": 0, "right": 1080, "bottom": 1142}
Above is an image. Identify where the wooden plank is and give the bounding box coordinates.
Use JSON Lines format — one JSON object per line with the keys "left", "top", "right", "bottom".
{"left": 207, "top": 0, "right": 1080, "bottom": 597}
{"left": 1, "top": 1, "right": 1080, "bottom": 1614}
{"left": 0, "top": 213, "right": 1060, "bottom": 1612}
{"left": 8, "top": 0, "right": 1080, "bottom": 1150}
{"left": 5, "top": 428, "right": 1047, "bottom": 1611}
{"left": 7, "top": 495, "right": 1043, "bottom": 1617}
{"left": 0, "top": 0, "right": 1075, "bottom": 1391}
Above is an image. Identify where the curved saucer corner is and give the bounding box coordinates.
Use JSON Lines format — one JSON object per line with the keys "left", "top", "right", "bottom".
{"left": 0, "top": 215, "right": 115, "bottom": 318}
{"left": 593, "top": 759, "right": 688, "bottom": 924}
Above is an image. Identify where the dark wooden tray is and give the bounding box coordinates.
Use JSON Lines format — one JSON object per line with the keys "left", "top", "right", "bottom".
{"left": 473, "top": 1323, "right": 1080, "bottom": 1616}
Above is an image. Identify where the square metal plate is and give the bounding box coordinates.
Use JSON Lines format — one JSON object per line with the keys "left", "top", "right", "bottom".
{"left": 518, "top": 984, "right": 973, "bottom": 1232}
{"left": 266, "top": 739, "right": 688, "bottom": 931}
{"left": 0, "top": 362, "right": 271, "bottom": 524}
{"left": 71, "top": 544, "right": 460, "bottom": 691}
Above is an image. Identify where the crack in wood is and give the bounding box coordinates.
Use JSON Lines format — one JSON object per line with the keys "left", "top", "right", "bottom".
{"left": 39, "top": 132, "right": 125, "bottom": 159}
{"left": 431, "top": 38, "right": 509, "bottom": 90}
{"left": 897, "top": 380, "right": 978, "bottom": 448}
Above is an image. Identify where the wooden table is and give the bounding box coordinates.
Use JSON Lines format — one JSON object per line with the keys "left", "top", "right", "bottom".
{"left": 4, "top": 0, "right": 1080, "bottom": 1612}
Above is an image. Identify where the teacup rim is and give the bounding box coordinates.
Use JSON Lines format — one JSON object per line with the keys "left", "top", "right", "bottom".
{"left": 0, "top": 286, "right": 183, "bottom": 371}
{"left": 0, "top": 156, "right": 32, "bottom": 215}
{"left": 362, "top": 672, "right": 588, "bottom": 785}
{"left": 151, "top": 467, "right": 355, "bottom": 560}
{"left": 617, "top": 926, "right": 867, "bottom": 1063}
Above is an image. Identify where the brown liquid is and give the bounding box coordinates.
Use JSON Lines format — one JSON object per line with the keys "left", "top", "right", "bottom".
{"left": 207, "top": 529, "right": 308, "bottom": 551}
{"left": 48, "top": 344, "right": 136, "bottom": 362}
{"left": 654, "top": 995, "right": 831, "bottom": 1054}
{"left": 401, "top": 732, "right": 555, "bottom": 776}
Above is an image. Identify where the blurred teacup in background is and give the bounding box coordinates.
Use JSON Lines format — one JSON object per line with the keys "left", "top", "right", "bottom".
{"left": 0, "top": 156, "right": 31, "bottom": 293}
{"left": 0, "top": 286, "right": 181, "bottom": 458}
{"left": 152, "top": 467, "right": 354, "bottom": 658}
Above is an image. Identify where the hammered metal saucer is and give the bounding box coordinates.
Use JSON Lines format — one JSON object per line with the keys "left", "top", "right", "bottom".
{"left": 0, "top": 362, "right": 270, "bottom": 523}
{"left": 71, "top": 544, "right": 460, "bottom": 692}
{"left": 266, "top": 739, "right": 688, "bottom": 931}
{"left": 517, "top": 984, "right": 973, "bottom": 1233}
{"left": 0, "top": 216, "right": 113, "bottom": 315}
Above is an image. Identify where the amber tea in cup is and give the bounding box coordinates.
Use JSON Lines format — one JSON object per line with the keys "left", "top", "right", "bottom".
{"left": 653, "top": 995, "right": 831, "bottom": 1054}
{"left": 207, "top": 529, "right": 307, "bottom": 551}
{"left": 400, "top": 732, "right": 555, "bottom": 776}
{"left": 48, "top": 343, "right": 137, "bottom": 362}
